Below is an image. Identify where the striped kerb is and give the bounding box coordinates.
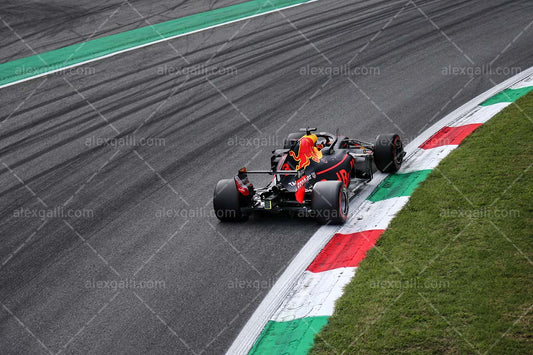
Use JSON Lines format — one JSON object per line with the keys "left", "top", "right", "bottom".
{"left": 367, "top": 170, "right": 432, "bottom": 202}
{"left": 419, "top": 124, "right": 482, "bottom": 149}
{"left": 480, "top": 86, "right": 533, "bottom": 106}
{"left": 307, "top": 230, "right": 384, "bottom": 273}
{"left": 249, "top": 317, "right": 329, "bottom": 355}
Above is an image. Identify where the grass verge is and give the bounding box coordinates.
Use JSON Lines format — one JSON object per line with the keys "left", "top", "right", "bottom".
{"left": 311, "top": 93, "right": 533, "bottom": 354}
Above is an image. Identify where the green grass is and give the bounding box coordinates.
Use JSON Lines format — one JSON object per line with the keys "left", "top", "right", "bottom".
{"left": 311, "top": 93, "right": 533, "bottom": 354}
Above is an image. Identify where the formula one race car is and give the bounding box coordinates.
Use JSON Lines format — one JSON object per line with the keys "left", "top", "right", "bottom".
{"left": 213, "top": 128, "right": 405, "bottom": 224}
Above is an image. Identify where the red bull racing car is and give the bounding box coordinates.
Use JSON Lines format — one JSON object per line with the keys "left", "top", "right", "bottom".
{"left": 213, "top": 128, "right": 405, "bottom": 224}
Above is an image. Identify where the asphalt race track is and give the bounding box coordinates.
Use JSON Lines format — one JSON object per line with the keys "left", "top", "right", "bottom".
{"left": 1, "top": 0, "right": 532, "bottom": 353}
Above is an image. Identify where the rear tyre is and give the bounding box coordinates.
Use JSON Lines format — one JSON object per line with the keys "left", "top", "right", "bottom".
{"left": 311, "top": 181, "right": 348, "bottom": 225}
{"left": 213, "top": 179, "right": 248, "bottom": 222}
{"left": 283, "top": 132, "right": 305, "bottom": 149}
{"left": 374, "top": 133, "right": 404, "bottom": 173}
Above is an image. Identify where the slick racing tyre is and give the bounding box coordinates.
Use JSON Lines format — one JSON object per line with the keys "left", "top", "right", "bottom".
{"left": 311, "top": 181, "right": 348, "bottom": 225}
{"left": 374, "top": 133, "right": 404, "bottom": 173}
{"left": 213, "top": 179, "right": 248, "bottom": 222}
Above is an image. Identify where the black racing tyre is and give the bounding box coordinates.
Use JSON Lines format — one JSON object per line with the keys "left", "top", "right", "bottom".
{"left": 283, "top": 132, "right": 305, "bottom": 149}
{"left": 374, "top": 133, "right": 404, "bottom": 173}
{"left": 213, "top": 179, "right": 248, "bottom": 222}
{"left": 311, "top": 181, "right": 348, "bottom": 225}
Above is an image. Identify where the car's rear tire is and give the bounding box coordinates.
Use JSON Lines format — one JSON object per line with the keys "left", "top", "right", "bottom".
{"left": 213, "top": 179, "right": 248, "bottom": 222}
{"left": 374, "top": 133, "right": 404, "bottom": 173}
{"left": 283, "top": 132, "right": 305, "bottom": 149}
{"left": 311, "top": 181, "right": 348, "bottom": 225}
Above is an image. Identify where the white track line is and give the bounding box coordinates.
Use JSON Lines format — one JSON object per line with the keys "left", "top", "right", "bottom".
{"left": 0, "top": 0, "right": 317, "bottom": 90}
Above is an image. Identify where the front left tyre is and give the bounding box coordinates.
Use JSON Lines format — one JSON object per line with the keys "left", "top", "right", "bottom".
{"left": 374, "top": 133, "right": 404, "bottom": 173}
{"left": 213, "top": 179, "right": 248, "bottom": 222}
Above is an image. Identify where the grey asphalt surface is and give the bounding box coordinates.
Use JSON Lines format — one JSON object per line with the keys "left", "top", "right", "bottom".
{"left": 0, "top": 0, "right": 247, "bottom": 63}
{"left": 1, "top": 0, "right": 532, "bottom": 353}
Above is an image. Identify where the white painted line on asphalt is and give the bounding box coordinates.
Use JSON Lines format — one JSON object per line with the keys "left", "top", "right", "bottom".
{"left": 448, "top": 103, "right": 510, "bottom": 127}
{"left": 511, "top": 76, "right": 533, "bottom": 89}
{"left": 0, "top": 0, "right": 318, "bottom": 90}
